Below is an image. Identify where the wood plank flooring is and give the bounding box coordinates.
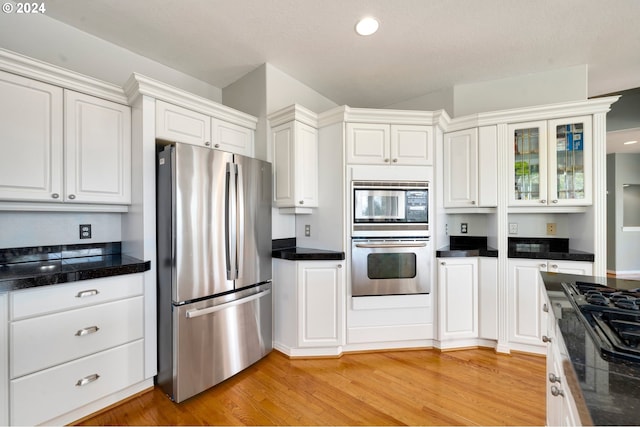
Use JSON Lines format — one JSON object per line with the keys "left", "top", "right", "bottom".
{"left": 76, "top": 348, "right": 546, "bottom": 426}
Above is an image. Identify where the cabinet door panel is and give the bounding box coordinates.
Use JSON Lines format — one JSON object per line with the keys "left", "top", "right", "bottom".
{"left": 156, "top": 100, "right": 210, "bottom": 146}
{"left": 391, "top": 125, "right": 432, "bottom": 165}
{"left": 509, "top": 121, "right": 548, "bottom": 206}
{"left": 508, "top": 260, "right": 545, "bottom": 347}
{"left": 548, "top": 116, "right": 592, "bottom": 206}
{"left": 10, "top": 340, "right": 143, "bottom": 426}
{"left": 65, "top": 91, "right": 131, "bottom": 204}
{"left": 438, "top": 258, "right": 478, "bottom": 340}
{"left": 272, "top": 124, "right": 294, "bottom": 206}
{"left": 346, "top": 123, "right": 389, "bottom": 164}
{"left": 444, "top": 129, "right": 478, "bottom": 207}
{"left": 10, "top": 296, "right": 143, "bottom": 378}
{"left": 211, "top": 118, "right": 253, "bottom": 156}
{"left": 298, "top": 263, "right": 343, "bottom": 347}
{"left": 294, "top": 122, "right": 318, "bottom": 207}
{"left": 0, "top": 71, "right": 63, "bottom": 202}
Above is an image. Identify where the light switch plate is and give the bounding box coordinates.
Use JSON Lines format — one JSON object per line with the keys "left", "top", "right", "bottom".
{"left": 509, "top": 223, "right": 518, "bottom": 234}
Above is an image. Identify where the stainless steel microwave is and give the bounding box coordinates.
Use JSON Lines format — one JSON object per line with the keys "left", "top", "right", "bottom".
{"left": 352, "top": 180, "right": 429, "bottom": 237}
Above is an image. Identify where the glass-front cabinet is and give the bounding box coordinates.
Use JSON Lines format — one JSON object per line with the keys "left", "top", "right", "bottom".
{"left": 509, "top": 116, "right": 592, "bottom": 207}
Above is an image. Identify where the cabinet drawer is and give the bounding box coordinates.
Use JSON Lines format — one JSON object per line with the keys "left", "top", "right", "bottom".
{"left": 11, "top": 296, "right": 143, "bottom": 378}
{"left": 10, "top": 274, "right": 143, "bottom": 320}
{"left": 10, "top": 339, "right": 144, "bottom": 426}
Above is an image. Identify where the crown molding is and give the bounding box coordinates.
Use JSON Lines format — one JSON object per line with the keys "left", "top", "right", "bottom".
{"left": 0, "top": 48, "right": 127, "bottom": 104}
{"left": 124, "top": 73, "right": 258, "bottom": 130}
{"left": 267, "top": 104, "right": 318, "bottom": 128}
{"left": 447, "top": 96, "right": 621, "bottom": 132}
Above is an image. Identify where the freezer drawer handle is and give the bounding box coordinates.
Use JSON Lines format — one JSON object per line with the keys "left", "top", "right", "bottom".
{"left": 75, "top": 373, "right": 100, "bottom": 387}
{"left": 186, "top": 289, "right": 271, "bottom": 319}
{"left": 75, "top": 326, "right": 100, "bottom": 337}
{"left": 75, "top": 289, "right": 99, "bottom": 298}
{"left": 355, "top": 243, "right": 427, "bottom": 249}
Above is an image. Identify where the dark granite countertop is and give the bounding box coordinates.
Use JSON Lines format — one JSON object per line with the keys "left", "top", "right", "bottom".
{"left": 509, "top": 237, "right": 595, "bottom": 262}
{"left": 272, "top": 238, "right": 345, "bottom": 261}
{"left": 0, "top": 242, "right": 151, "bottom": 293}
{"left": 541, "top": 272, "right": 640, "bottom": 426}
{"left": 436, "top": 236, "right": 498, "bottom": 258}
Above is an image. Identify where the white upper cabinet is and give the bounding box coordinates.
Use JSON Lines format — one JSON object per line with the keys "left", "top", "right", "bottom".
{"left": 155, "top": 100, "right": 211, "bottom": 147}
{"left": 0, "top": 71, "right": 131, "bottom": 207}
{"left": 509, "top": 116, "right": 592, "bottom": 207}
{"left": 346, "top": 123, "right": 432, "bottom": 165}
{"left": 0, "top": 71, "right": 63, "bottom": 202}
{"left": 444, "top": 126, "right": 497, "bottom": 208}
{"left": 272, "top": 120, "right": 318, "bottom": 213}
{"left": 65, "top": 91, "right": 131, "bottom": 204}
{"left": 156, "top": 100, "right": 254, "bottom": 157}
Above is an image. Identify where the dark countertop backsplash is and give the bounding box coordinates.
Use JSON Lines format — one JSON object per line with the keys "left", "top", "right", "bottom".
{"left": 272, "top": 238, "right": 345, "bottom": 261}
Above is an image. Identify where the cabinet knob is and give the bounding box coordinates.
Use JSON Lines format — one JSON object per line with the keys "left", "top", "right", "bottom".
{"left": 392, "top": 158, "right": 398, "bottom": 163}
{"left": 68, "top": 194, "right": 76, "bottom": 200}
{"left": 214, "top": 143, "right": 220, "bottom": 148}
{"left": 550, "top": 264, "right": 558, "bottom": 269}
{"left": 299, "top": 200, "right": 304, "bottom": 205}
{"left": 51, "top": 193, "right": 59, "bottom": 199}
{"left": 552, "top": 199, "right": 558, "bottom": 204}
{"left": 337, "top": 264, "right": 342, "bottom": 269}
{"left": 542, "top": 303, "right": 549, "bottom": 313}
{"left": 550, "top": 385, "right": 564, "bottom": 398}
{"left": 540, "top": 263, "right": 547, "bottom": 269}
{"left": 540, "top": 200, "right": 546, "bottom": 204}
{"left": 542, "top": 335, "right": 552, "bottom": 343}
{"left": 471, "top": 200, "right": 476, "bottom": 205}
{"left": 205, "top": 141, "right": 211, "bottom": 146}
{"left": 548, "top": 373, "right": 561, "bottom": 383}
{"left": 384, "top": 158, "right": 390, "bottom": 163}
{"left": 440, "top": 261, "right": 446, "bottom": 266}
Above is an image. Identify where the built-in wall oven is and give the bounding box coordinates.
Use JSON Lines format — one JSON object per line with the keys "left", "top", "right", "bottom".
{"left": 351, "top": 180, "right": 431, "bottom": 296}
{"left": 351, "top": 238, "right": 431, "bottom": 296}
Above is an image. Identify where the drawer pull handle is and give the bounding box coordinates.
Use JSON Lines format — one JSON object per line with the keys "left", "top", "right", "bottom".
{"left": 76, "top": 289, "right": 99, "bottom": 298}
{"left": 75, "top": 326, "right": 100, "bottom": 336}
{"left": 75, "top": 373, "right": 100, "bottom": 387}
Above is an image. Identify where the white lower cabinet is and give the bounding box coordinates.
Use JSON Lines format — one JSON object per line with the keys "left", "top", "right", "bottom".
{"left": 274, "top": 259, "right": 345, "bottom": 354}
{"left": 437, "top": 257, "right": 478, "bottom": 341}
{"left": 8, "top": 274, "right": 145, "bottom": 426}
{"left": 508, "top": 259, "right": 592, "bottom": 353}
{"left": 545, "top": 290, "right": 582, "bottom": 426}
{"left": 10, "top": 340, "right": 144, "bottom": 426}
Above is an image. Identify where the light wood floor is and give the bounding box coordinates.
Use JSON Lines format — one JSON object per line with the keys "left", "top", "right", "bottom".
{"left": 76, "top": 348, "right": 546, "bottom": 426}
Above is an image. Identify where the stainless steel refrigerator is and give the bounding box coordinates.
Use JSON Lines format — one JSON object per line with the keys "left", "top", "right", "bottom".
{"left": 156, "top": 142, "right": 272, "bottom": 403}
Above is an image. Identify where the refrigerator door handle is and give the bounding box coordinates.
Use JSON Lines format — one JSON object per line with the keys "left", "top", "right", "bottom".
{"left": 185, "top": 289, "right": 272, "bottom": 319}
{"left": 226, "top": 162, "right": 238, "bottom": 280}
{"left": 236, "top": 162, "right": 245, "bottom": 278}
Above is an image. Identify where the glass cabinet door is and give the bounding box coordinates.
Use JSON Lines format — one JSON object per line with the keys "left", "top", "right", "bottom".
{"left": 509, "top": 121, "right": 548, "bottom": 205}
{"left": 548, "top": 116, "right": 592, "bottom": 206}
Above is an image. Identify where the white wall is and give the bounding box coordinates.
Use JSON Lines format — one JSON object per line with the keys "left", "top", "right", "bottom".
{"left": 453, "top": 65, "right": 588, "bottom": 117}
{"left": 223, "top": 63, "right": 339, "bottom": 241}
{"left": 607, "top": 153, "right": 640, "bottom": 273}
{"left": 0, "top": 8, "right": 222, "bottom": 102}
{"left": 0, "top": 212, "right": 121, "bottom": 248}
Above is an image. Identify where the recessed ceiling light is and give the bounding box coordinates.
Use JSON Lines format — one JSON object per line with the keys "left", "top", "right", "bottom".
{"left": 355, "top": 17, "right": 379, "bottom": 36}
{"left": 623, "top": 140, "right": 638, "bottom": 145}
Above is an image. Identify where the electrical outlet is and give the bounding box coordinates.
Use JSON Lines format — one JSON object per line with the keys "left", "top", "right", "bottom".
{"left": 547, "top": 223, "right": 557, "bottom": 235}
{"left": 304, "top": 224, "right": 311, "bottom": 237}
{"left": 461, "top": 223, "right": 468, "bottom": 234}
{"left": 79, "top": 224, "right": 92, "bottom": 239}
{"left": 509, "top": 223, "right": 518, "bottom": 234}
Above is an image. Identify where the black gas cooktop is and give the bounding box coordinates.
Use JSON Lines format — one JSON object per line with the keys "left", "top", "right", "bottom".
{"left": 562, "top": 281, "right": 640, "bottom": 363}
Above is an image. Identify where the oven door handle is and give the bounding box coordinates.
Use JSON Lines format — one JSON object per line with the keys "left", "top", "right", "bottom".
{"left": 355, "top": 243, "right": 427, "bottom": 248}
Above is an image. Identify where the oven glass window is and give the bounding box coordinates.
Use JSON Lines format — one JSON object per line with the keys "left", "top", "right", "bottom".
{"left": 366, "top": 253, "right": 417, "bottom": 279}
